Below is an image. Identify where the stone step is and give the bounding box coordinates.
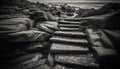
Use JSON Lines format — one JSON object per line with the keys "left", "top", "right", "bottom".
{"left": 58, "top": 24, "right": 80, "bottom": 28}
{"left": 54, "top": 31, "right": 87, "bottom": 38}
{"left": 52, "top": 64, "right": 98, "bottom": 69}
{"left": 60, "top": 27, "right": 79, "bottom": 31}
{"left": 58, "top": 20, "right": 81, "bottom": 25}
{"left": 50, "top": 43, "right": 89, "bottom": 54}
{"left": 63, "top": 18, "right": 87, "bottom": 21}
{"left": 52, "top": 64, "right": 72, "bottom": 69}
{"left": 55, "top": 53, "right": 99, "bottom": 67}
{"left": 50, "top": 36, "right": 88, "bottom": 45}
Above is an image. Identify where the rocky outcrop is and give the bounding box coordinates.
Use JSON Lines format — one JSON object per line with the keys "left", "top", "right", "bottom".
{"left": 86, "top": 29, "right": 120, "bottom": 69}
{"left": 0, "top": 13, "right": 57, "bottom": 69}
{"left": 30, "top": 11, "right": 55, "bottom": 21}
{"left": 76, "top": 3, "right": 120, "bottom": 17}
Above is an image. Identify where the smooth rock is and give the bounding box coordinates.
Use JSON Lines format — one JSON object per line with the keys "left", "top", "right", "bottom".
{"left": 60, "top": 27, "right": 79, "bottom": 31}
{"left": 50, "top": 43, "right": 89, "bottom": 54}
{"left": 55, "top": 31, "right": 86, "bottom": 38}
{"left": 50, "top": 36, "right": 88, "bottom": 45}
{"left": 1, "top": 30, "right": 50, "bottom": 42}
{"left": 58, "top": 24, "right": 80, "bottom": 28}
{"left": 59, "top": 20, "right": 81, "bottom": 25}
{"left": 0, "top": 18, "right": 32, "bottom": 33}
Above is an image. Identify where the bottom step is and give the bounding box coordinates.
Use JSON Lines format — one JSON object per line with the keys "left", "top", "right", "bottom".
{"left": 52, "top": 64, "right": 99, "bottom": 69}
{"left": 55, "top": 53, "right": 99, "bottom": 67}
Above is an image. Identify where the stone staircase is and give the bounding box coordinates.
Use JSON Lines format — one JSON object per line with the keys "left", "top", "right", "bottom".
{"left": 49, "top": 19, "right": 100, "bottom": 69}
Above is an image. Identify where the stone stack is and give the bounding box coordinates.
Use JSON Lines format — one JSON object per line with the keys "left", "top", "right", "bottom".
{"left": 0, "top": 17, "right": 52, "bottom": 69}
{"left": 49, "top": 20, "right": 100, "bottom": 69}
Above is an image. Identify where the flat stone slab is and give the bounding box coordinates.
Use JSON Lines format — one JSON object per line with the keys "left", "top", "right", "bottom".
{"left": 55, "top": 53, "right": 99, "bottom": 67}
{"left": 63, "top": 18, "right": 89, "bottom": 21}
{"left": 92, "top": 47, "right": 120, "bottom": 63}
{"left": 59, "top": 20, "right": 82, "bottom": 25}
{"left": 50, "top": 43, "right": 89, "bottom": 54}
{"left": 93, "top": 47, "right": 118, "bottom": 57}
{"left": 55, "top": 31, "right": 86, "bottom": 38}
{"left": 52, "top": 64, "right": 99, "bottom": 69}
{"left": 50, "top": 36, "right": 88, "bottom": 45}
{"left": 60, "top": 27, "right": 79, "bottom": 31}
{"left": 58, "top": 24, "right": 80, "bottom": 28}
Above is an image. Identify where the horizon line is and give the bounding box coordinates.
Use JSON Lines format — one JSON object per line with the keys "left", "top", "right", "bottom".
{"left": 29, "top": 1, "right": 120, "bottom": 3}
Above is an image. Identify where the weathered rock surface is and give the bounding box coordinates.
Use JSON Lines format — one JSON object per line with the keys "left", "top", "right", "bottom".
{"left": 60, "top": 27, "right": 79, "bottom": 31}
{"left": 0, "top": 17, "right": 32, "bottom": 33}
{"left": 36, "top": 21, "right": 59, "bottom": 34}
{"left": 55, "top": 31, "right": 86, "bottom": 38}
{"left": 55, "top": 53, "right": 99, "bottom": 67}
{"left": 58, "top": 24, "right": 80, "bottom": 28}
{"left": 50, "top": 43, "right": 89, "bottom": 54}
{"left": 0, "top": 30, "right": 50, "bottom": 42}
{"left": 52, "top": 64, "right": 73, "bottom": 69}
{"left": 50, "top": 36, "right": 88, "bottom": 45}
{"left": 59, "top": 20, "right": 82, "bottom": 25}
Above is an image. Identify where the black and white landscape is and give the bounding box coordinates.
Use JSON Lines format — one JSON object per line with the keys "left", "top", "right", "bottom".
{"left": 0, "top": 0, "right": 120, "bottom": 69}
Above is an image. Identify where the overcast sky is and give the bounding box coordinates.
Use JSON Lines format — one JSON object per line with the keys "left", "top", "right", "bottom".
{"left": 28, "top": 0, "right": 120, "bottom": 3}
{"left": 28, "top": 0, "right": 120, "bottom": 9}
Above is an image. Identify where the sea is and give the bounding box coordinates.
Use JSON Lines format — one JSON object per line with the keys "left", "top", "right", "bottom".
{"left": 67, "top": 3, "right": 105, "bottom": 9}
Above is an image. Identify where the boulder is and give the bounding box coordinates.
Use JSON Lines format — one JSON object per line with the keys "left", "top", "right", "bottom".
{"left": 0, "top": 30, "right": 50, "bottom": 42}
{"left": 36, "top": 21, "right": 59, "bottom": 34}
{"left": 0, "top": 17, "right": 33, "bottom": 34}
{"left": 92, "top": 47, "right": 120, "bottom": 64}
{"left": 85, "top": 29, "right": 113, "bottom": 48}
{"left": 103, "top": 30, "right": 120, "bottom": 51}
{"left": 30, "top": 11, "right": 55, "bottom": 21}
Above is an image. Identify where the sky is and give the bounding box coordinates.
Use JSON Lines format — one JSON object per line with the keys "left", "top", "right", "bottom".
{"left": 28, "top": 0, "right": 120, "bottom": 9}
{"left": 28, "top": 0, "right": 120, "bottom": 3}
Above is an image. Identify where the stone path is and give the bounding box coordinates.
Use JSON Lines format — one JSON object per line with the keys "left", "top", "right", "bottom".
{"left": 49, "top": 19, "right": 100, "bottom": 69}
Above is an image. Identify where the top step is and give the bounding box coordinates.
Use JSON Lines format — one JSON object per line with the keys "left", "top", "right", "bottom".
{"left": 63, "top": 18, "right": 89, "bottom": 21}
